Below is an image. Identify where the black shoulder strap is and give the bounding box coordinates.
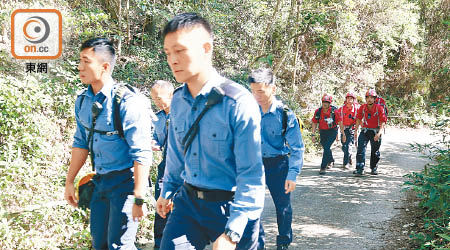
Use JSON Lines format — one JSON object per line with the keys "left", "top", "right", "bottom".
{"left": 182, "top": 85, "right": 226, "bottom": 155}
{"left": 315, "top": 107, "right": 322, "bottom": 121}
{"left": 282, "top": 105, "right": 289, "bottom": 137}
{"left": 113, "top": 84, "right": 137, "bottom": 138}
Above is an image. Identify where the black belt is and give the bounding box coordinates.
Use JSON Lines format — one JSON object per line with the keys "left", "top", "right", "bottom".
{"left": 262, "top": 154, "right": 288, "bottom": 160}
{"left": 320, "top": 127, "right": 338, "bottom": 131}
{"left": 183, "top": 183, "right": 234, "bottom": 202}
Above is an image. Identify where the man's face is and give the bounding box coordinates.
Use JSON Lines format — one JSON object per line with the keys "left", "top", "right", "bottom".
{"left": 346, "top": 96, "right": 354, "bottom": 105}
{"left": 163, "top": 26, "right": 212, "bottom": 83}
{"left": 78, "top": 48, "right": 107, "bottom": 84}
{"left": 151, "top": 86, "right": 173, "bottom": 111}
{"left": 366, "top": 96, "right": 375, "bottom": 105}
{"left": 322, "top": 101, "right": 330, "bottom": 109}
{"left": 250, "top": 82, "right": 275, "bottom": 106}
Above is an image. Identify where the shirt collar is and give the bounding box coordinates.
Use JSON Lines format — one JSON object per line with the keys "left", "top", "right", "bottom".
{"left": 269, "top": 98, "right": 282, "bottom": 114}
{"left": 181, "top": 69, "right": 224, "bottom": 101}
{"left": 260, "top": 98, "right": 281, "bottom": 115}
{"left": 198, "top": 69, "right": 224, "bottom": 97}
{"left": 99, "top": 77, "right": 115, "bottom": 100}
{"left": 86, "top": 77, "right": 114, "bottom": 100}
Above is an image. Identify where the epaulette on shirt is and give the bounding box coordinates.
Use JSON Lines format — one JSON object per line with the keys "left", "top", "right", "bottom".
{"left": 220, "top": 80, "right": 246, "bottom": 100}
{"left": 173, "top": 84, "right": 184, "bottom": 95}
{"left": 153, "top": 110, "right": 165, "bottom": 121}
{"left": 156, "top": 110, "right": 165, "bottom": 116}
{"left": 76, "top": 88, "right": 88, "bottom": 97}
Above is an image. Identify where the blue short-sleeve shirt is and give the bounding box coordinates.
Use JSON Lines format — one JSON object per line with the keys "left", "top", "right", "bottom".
{"left": 161, "top": 70, "right": 265, "bottom": 238}
{"left": 260, "top": 99, "right": 305, "bottom": 181}
{"left": 72, "top": 78, "right": 153, "bottom": 174}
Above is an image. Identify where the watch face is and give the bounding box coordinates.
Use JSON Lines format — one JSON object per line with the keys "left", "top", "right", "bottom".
{"left": 225, "top": 229, "right": 240, "bottom": 243}
{"left": 134, "top": 198, "right": 144, "bottom": 206}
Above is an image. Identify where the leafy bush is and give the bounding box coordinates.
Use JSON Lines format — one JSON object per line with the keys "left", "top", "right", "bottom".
{"left": 404, "top": 97, "right": 450, "bottom": 249}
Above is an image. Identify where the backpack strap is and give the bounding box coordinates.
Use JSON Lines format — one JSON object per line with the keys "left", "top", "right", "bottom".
{"left": 282, "top": 105, "right": 289, "bottom": 137}
{"left": 315, "top": 107, "right": 322, "bottom": 121}
{"left": 182, "top": 83, "right": 228, "bottom": 155}
{"left": 113, "top": 83, "right": 137, "bottom": 139}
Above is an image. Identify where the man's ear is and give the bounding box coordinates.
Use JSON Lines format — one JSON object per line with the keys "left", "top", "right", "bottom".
{"left": 271, "top": 84, "right": 277, "bottom": 94}
{"left": 102, "top": 61, "right": 111, "bottom": 74}
{"left": 203, "top": 40, "right": 213, "bottom": 54}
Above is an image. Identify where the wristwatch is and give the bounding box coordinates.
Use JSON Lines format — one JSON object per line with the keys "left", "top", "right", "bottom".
{"left": 134, "top": 197, "right": 145, "bottom": 206}
{"left": 224, "top": 228, "right": 240, "bottom": 243}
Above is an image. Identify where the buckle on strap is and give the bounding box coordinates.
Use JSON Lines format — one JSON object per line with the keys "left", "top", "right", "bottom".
{"left": 106, "top": 131, "right": 119, "bottom": 136}
{"left": 362, "top": 128, "right": 380, "bottom": 133}
{"left": 197, "top": 191, "right": 204, "bottom": 199}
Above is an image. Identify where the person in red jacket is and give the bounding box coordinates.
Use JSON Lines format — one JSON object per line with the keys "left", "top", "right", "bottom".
{"left": 311, "top": 94, "right": 343, "bottom": 175}
{"left": 353, "top": 89, "right": 387, "bottom": 176}
{"left": 336, "top": 92, "right": 359, "bottom": 169}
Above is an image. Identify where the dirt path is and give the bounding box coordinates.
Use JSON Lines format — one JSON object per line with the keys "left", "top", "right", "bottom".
{"left": 260, "top": 127, "right": 436, "bottom": 250}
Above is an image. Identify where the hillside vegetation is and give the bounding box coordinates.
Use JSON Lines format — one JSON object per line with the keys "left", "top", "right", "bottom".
{"left": 0, "top": 0, "right": 448, "bottom": 249}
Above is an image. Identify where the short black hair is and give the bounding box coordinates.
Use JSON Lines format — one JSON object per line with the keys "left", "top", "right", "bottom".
{"left": 248, "top": 68, "right": 275, "bottom": 85}
{"left": 163, "top": 12, "right": 213, "bottom": 39}
{"left": 80, "top": 38, "right": 116, "bottom": 73}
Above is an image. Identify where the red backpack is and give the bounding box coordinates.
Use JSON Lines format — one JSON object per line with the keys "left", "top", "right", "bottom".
{"left": 375, "top": 97, "right": 388, "bottom": 117}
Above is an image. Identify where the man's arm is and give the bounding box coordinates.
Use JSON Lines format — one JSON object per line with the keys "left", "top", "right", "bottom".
{"left": 285, "top": 112, "right": 305, "bottom": 188}
{"left": 157, "top": 98, "right": 185, "bottom": 218}
{"left": 121, "top": 95, "right": 153, "bottom": 221}
{"left": 64, "top": 147, "right": 89, "bottom": 207}
{"left": 374, "top": 106, "right": 387, "bottom": 141}
{"left": 311, "top": 109, "right": 319, "bottom": 142}
{"left": 132, "top": 160, "right": 149, "bottom": 221}
{"left": 224, "top": 96, "right": 265, "bottom": 239}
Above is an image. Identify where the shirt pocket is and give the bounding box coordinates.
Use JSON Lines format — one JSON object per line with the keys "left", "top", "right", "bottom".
{"left": 201, "top": 122, "right": 230, "bottom": 157}
{"left": 263, "top": 122, "right": 284, "bottom": 148}
{"left": 173, "top": 120, "right": 187, "bottom": 146}
{"left": 264, "top": 123, "right": 282, "bottom": 137}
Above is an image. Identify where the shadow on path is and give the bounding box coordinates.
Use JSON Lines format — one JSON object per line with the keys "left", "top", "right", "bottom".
{"left": 260, "top": 128, "right": 434, "bottom": 250}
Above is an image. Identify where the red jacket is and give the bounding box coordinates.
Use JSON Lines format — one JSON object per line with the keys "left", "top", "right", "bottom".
{"left": 356, "top": 104, "right": 387, "bottom": 128}
{"left": 312, "top": 107, "right": 342, "bottom": 130}
{"left": 337, "top": 104, "right": 358, "bottom": 126}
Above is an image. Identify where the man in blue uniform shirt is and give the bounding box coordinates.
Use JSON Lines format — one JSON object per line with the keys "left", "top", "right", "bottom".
{"left": 150, "top": 80, "right": 174, "bottom": 248}
{"left": 155, "top": 13, "right": 265, "bottom": 250}
{"left": 64, "top": 38, "right": 153, "bottom": 250}
{"left": 249, "top": 68, "right": 305, "bottom": 250}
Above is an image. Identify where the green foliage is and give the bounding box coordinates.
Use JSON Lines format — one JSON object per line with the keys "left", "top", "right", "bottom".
{"left": 0, "top": 0, "right": 448, "bottom": 248}
{"left": 384, "top": 93, "right": 438, "bottom": 127}
{"left": 404, "top": 98, "right": 450, "bottom": 249}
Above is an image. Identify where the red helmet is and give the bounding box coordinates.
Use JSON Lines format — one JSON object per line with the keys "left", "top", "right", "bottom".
{"left": 346, "top": 92, "right": 356, "bottom": 99}
{"left": 322, "top": 94, "right": 332, "bottom": 103}
{"left": 365, "top": 89, "right": 377, "bottom": 97}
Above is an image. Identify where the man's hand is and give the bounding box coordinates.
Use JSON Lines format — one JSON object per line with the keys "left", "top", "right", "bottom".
{"left": 354, "top": 133, "right": 358, "bottom": 147}
{"left": 156, "top": 196, "right": 172, "bottom": 219}
{"left": 285, "top": 180, "right": 296, "bottom": 194}
{"left": 213, "top": 233, "right": 236, "bottom": 250}
{"left": 336, "top": 134, "right": 340, "bottom": 142}
{"left": 374, "top": 133, "right": 381, "bottom": 142}
{"left": 312, "top": 134, "right": 317, "bottom": 143}
{"left": 64, "top": 183, "right": 78, "bottom": 207}
{"left": 132, "top": 203, "right": 146, "bottom": 222}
